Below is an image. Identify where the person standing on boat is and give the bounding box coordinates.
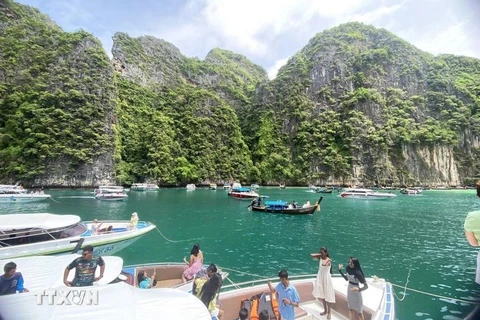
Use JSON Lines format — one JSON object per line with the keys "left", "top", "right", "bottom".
{"left": 0, "top": 262, "right": 29, "bottom": 295}
{"left": 338, "top": 257, "right": 368, "bottom": 320}
{"left": 268, "top": 269, "right": 300, "bottom": 320}
{"left": 199, "top": 273, "right": 224, "bottom": 319}
{"left": 311, "top": 247, "right": 335, "bottom": 319}
{"left": 63, "top": 245, "right": 105, "bottom": 287}
{"left": 182, "top": 243, "right": 203, "bottom": 283}
{"left": 130, "top": 212, "right": 139, "bottom": 229}
{"left": 464, "top": 183, "right": 480, "bottom": 284}
{"left": 193, "top": 263, "right": 217, "bottom": 296}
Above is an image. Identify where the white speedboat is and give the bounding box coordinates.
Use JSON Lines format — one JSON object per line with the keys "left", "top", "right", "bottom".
{"left": 131, "top": 183, "right": 148, "bottom": 191}
{"left": 186, "top": 184, "right": 196, "bottom": 191}
{"left": 209, "top": 183, "right": 217, "bottom": 190}
{"left": 0, "top": 282, "right": 211, "bottom": 320}
{"left": 145, "top": 183, "right": 160, "bottom": 191}
{"left": 0, "top": 213, "right": 156, "bottom": 260}
{"left": 228, "top": 187, "right": 259, "bottom": 200}
{"left": 218, "top": 275, "right": 394, "bottom": 320}
{"left": 340, "top": 188, "right": 397, "bottom": 199}
{"left": 121, "top": 262, "right": 229, "bottom": 294}
{"left": 0, "top": 184, "right": 51, "bottom": 203}
{"left": 94, "top": 185, "right": 128, "bottom": 201}
{"left": 223, "top": 183, "right": 231, "bottom": 190}
{"left": 250, "top": 183, "right": 260, "bottom": 190}
{"left": 0, "top": 254, "right": 124, "bottom": 291}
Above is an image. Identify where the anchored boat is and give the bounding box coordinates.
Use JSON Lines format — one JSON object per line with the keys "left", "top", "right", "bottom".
{"left": 0, "top": 213, "right": 155, "bottom": 260}
{"left": 250, "top": 197, "right": 323, "bottom": 215}
{"left": 0, "top": 185, "right": 51, "bottom": 203}
{"left": 340, "top": 188, "right": 397, "bottom": 199}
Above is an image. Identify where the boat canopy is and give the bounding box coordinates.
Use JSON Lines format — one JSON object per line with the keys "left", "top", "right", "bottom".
{"left": 0, "top": 255, "right": 123, "bottom": 292}
{"left": 0, "top": 213, "right": 81, "bottom": 232}
{"left": 265, "top": 200, "right": 287, "bottom": 207}
{"left": 232, "top": 187, "right": 251, "bottom": 192}
{"left": 0, "top": 282, "right": 212, "bottom": 320}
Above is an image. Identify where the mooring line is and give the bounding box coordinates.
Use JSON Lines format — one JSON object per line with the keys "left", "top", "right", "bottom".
{"left": 391, "top": 283, "right": 479, "bottom": 305}
{"left": 154, "top": 227, "right": 204, "bottom": 243}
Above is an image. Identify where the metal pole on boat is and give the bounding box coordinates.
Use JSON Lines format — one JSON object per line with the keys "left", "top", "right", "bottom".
{"left": 70, "top": 238, "right": 85, "bottom": 254}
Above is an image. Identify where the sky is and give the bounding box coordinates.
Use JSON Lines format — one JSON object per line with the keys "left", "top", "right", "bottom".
{"left": 15, "top": 0, "right": 480, "bottom": 79}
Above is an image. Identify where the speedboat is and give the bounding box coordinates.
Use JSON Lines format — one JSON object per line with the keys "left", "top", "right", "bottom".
{"left": 340, "top": 188, "right": 397, "bottom": 199}
{"left": 94, "top": 185, "right": 128, "bottom": 201}
{"left": 250, "top": 183, "right": 260, "bottom": 190}
{"left": 0, "top": 213, "right": 156, "bottom": 260}
{"left": 145, "top": 184, "right": 160, "bottom": 191}
{"left": 0, "top": 282, "right": 212, "bottom": 320}
{"left": 228, "top": 187, "right": 259, "bottom": 200}
{"left": 222, "top": 183, "right": 231, "bottom": 190}
{"left": 400, "top": 188, "right": 420, "bottom": 195}
{"left": 218, "top": 275, "right": 394, "bottom": 320}
{"left": 121, "top": 262, "right": 229, "bottom": 294}
{"left": 131, "top": 183, "right": 148, "bottom": 191}
{"left": 209, "top": 183, "right": 217, "bottom": 190}
{"left": 186, "top": 184, "right": 196, "bottom": 191}
{"left": 0, "top": 184, "right": 51, "bottom": 203}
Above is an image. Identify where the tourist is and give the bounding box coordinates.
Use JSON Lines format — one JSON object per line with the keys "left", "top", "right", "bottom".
{"left": 303, "top": 200, "right": 311, "bottom": 208}
{"left": 182, "top": 243, "right": 203, "bottom": 283}
{"left": 311, "top": 247, "right": 335, "bottom": 319}
{"left": 91, "top": 219, "right": 103, "bottom": 235}
{"left": 137, "top": 269, "right": 157, "bottom": 289}
{"left": 63, "top": 245, "right": 105, "bottom": 287}
{"left": 238, "top": 308, "right": 249, "bottom": 320}
{"left": 259, "top": 309, "right": 270, "bottom": 320}
{"left": 193, "top": 263, "right": 217, "bottom": 296}
{"left": 464, "top": 183, "right": 480, "bottom": 284}
{"left": 130, "top": 212, "right": 139, "bottom": 229}
{"left": 0, "top": 262, "right": 29, "bottom": 295}
{"left": 338, "top": 257, "right": 368, "bottom": 320}
{"left": 267, "top": 269, "right": 300, "bottom": 320}
{"left": 199, "top": 273, "right": 224, "bottom": 319}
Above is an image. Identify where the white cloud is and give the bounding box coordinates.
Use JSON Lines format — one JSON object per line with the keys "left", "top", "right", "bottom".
{"left": 406, "top": 22, "right": 476, "bottom": 58}
{"left": 351, "top": 3, "right": 403, "bottom": 23}
{"left": 267, "top": 57, "right": 289, "bottom": 79}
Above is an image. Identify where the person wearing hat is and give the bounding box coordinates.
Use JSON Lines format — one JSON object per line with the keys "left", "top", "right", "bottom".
{"left": 130, "top": 212, "right": 139, "bottom": 229}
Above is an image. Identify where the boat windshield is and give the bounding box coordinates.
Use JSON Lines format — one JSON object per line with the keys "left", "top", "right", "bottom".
{"left": 0, "top": 222, "right": 87, "bottom": 247}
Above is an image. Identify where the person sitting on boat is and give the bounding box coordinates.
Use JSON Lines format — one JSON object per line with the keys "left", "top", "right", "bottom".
{"left": 302, "top": 200, "right": 311, "bottom": 208}
{"left": 182, "top": 243, "right": 203, "bottom": 283}
{"left": 193, "top": 263, "right": 218, "bottom": 296}
{"left": 130, "top": 212, "right": 139, "bottom": 229}
{"left": 238, "top": 308, "right": 249, "bottom": 320}
{"left": 98, "top": 225, "right": 113, "bottom": 234}
{"left": 63, "top": 245, "right": 105, "bottom": 287}
{"left": 292, "top": 201, "right": 298, "bottom": 209}
{"left": 0, "top": 262, "right": 29, "bottom": 295}
{"left": 91, "top": 219, "right": 103, "bottom": 235}
{"left": 137, "top": 269, "right": 157, "bottom": 289}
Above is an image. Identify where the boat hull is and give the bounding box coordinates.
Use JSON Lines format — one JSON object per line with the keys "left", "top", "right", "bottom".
{"left": 251, "top": 204, "right": 318, "bottom": 215}
{"left": 0, "top": 221, "right": 155, "bottom": 260}
{"left": 0, "top": 194, "right": 50, "bottom": 202}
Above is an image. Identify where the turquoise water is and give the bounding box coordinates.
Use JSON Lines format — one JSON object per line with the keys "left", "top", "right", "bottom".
{"left": 1, "top": 188, "right": 479, "bottom": 319}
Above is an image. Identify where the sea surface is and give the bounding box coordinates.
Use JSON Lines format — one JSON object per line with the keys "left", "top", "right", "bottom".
{"left": 1, "top": 187, "right": 479, "bottom": 319}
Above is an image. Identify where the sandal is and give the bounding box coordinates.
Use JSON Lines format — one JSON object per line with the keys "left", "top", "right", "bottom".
{"left": 320, "top": 311, "right": 327, "bottom": 316}
{"left": 327, "top": 313, "right": 331, "bottom": 320}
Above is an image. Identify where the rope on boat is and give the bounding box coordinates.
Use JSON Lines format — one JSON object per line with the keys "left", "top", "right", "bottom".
{"left": 217, "top": 266, "right": 269, "bottom": 280}
{"left": 391, "top": 282, "right": 479, "bottom": 305}
{"left": 154, "top": 227, "right": 204, "bottom": 243}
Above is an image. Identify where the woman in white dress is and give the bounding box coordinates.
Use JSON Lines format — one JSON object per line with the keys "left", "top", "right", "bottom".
{"left": 311, "top": 247, "right": 335, "bottom": 319}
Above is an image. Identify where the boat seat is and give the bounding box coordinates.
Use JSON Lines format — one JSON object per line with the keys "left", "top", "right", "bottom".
{"left": 154, "top": 278, "right": 184, "bottom": 288}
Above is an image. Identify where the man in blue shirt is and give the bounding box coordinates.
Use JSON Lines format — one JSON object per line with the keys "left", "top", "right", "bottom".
{"left": 0, "top": 262, "right": 29, "bottom": 295}
{"left": 268, "top": 269, "right": 300, "bottom": 320}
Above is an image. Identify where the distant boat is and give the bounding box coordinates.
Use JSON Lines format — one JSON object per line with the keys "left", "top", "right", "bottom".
{"left": 250, "top": 197, "right": 322, "bottom": 215}
{"left": 209, "top": 183, "right": 217, "bottom": 190}
{"left": 340, "top": 188, "right": 397, "bottom": 199}
{"left": 0, "top": 185, "right": 51, "bottom": 203}
{"left": 186, "top": 184, "right": 196, "bottom": 191}
{"left": 315, "top": 187, "right": 333, "bottom": 194}
{"left": 222, "top": 183, "right": 231, "bottom": 190}
{"left": 145, "top": 183, "right": 160, "bottom": 191}
{"left": 228, "top": 187, "right": 259, "bottom": 200}
{"left": 94, "top": 186, "right": 128, "bottom": 201}
{"left": 250, "top": 183, "right": 260, "bottom": 190}
{"left": 131, "top": 183, "right": 148, "bottom": 191}
{"left": 279, "top": 183, "right": 286, "bottom": 189}
{"left": 0, "top": 213, "right": 156, "bottom": 260}
{"left": 400, "top": 188, "right": 422, "bottom": 195}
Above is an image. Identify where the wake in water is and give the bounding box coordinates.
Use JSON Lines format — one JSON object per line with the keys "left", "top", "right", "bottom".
{"left": 58, "top": 196, "right": 96, "bottom": 199}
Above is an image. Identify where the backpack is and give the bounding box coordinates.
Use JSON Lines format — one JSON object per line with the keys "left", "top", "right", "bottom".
{"left": 240, "top": 292, "right": 280, "bottom": 320}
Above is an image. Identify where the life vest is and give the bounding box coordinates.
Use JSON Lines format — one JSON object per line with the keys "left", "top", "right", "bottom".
{"left": 240, "top": 292, "right": 280, "bottom": 320}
